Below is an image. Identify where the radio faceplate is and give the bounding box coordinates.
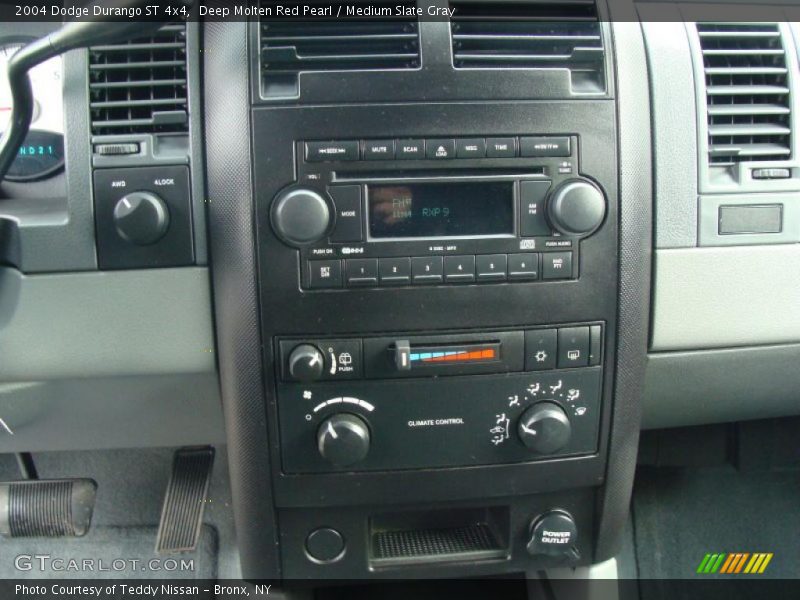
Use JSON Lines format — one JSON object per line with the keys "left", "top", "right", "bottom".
{"left": 271, "top": 136, "right": 607, "bottom": 290}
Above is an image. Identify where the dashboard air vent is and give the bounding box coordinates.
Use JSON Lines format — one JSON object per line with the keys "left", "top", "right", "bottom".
{"left": 89, "top": 23, "right": 188, "bottom": 136}
{"left": 697, "top": 23, "right": 792, "bottom": 166}
{"left": 259, "top": 2, "right": 421, "bottom": 98}
{"left": 449, "top": 0, "right": 605, "bottom": 93}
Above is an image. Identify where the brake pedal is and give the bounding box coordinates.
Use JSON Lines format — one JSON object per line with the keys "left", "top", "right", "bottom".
{"left": 0, "top": 479, "right": 97, "bottom": 537}
{"left": 155, "top": 447, "right": 215, "bottom": 554}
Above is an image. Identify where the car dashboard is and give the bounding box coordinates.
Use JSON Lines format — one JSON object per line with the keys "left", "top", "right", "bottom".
{"left": 0, "top": 0, "right": 797, "bottom": 584}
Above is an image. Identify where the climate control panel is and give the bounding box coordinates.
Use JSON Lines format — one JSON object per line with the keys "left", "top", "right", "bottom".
{"left": 275, "top": 326, "right": 603, "bottom": 474}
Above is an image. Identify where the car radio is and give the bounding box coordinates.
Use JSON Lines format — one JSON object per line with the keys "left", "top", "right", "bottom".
{"left": 269, "top": 136, "right": 607, "bottom": 290}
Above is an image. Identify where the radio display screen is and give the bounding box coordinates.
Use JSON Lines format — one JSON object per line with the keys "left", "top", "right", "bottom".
{"left": 367, "top": 182, "right": 514, "bottom": 239}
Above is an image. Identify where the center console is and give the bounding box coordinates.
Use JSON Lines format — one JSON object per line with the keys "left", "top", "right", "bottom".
{"left": 203, "top": 10, "right": 651, "bottom": 582}
{"left": 253, "top": 100, "right": 618, "bottom": 577}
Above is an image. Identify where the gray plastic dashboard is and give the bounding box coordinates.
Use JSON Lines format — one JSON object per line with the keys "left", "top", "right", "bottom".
{"left": 641, "top": 9, "right": 800, "bottom": 428}
{"left": 0, "top": 22, "right": 222, "bottom": 452}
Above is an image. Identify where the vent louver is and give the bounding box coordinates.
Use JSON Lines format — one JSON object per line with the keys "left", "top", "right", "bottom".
{"left": 259, "top": 2, "right": 421, "bottom": 98}
{"left": 449, "top": 0, "right": 605, "bottom": 93}
{"left": 697, "top": 23, "right": 792, "bottom": 165}
{"left": 89, "top": 23, "right": 188, "bottom": 136}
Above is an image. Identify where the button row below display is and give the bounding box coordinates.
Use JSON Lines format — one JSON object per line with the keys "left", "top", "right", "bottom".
{"left": 307, "top": 252, "right": 574, "bottom": 289}
{"left": 525, "top": 325, "right": 603, "bottom": 371}
{"left": 305, "top": 137, "right": 572, "bottom": 162}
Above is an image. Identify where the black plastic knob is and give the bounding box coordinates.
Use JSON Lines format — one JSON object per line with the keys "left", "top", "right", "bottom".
{"left": 526, "top": 509, "right": 580, "bottom": 559}
{"left": 317, "top": 413, "right": 370, "bottom": 467}
{"left": 288, "top": 344, "right": 325, "bottom": 382}
{"left": 113, "top": 191, "right": 170, "bottom": 245}
{"left": 517, "top": 402, "right": 572, "bottom": 455}
{"left": 547, "top": 180, "right": 606, "bottom": 236}
{"left": 271, "top": 188, "right": 331, "bottom": 246}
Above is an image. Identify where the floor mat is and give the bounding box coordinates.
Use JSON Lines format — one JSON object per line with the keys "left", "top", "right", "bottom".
{"left": 633, "top": 466, "right": 800, "bottom": 599}
{"left": 0, "top": 524, "right": 217, "bottom": 579}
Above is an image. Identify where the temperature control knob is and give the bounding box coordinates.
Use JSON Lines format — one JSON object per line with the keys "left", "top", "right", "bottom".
{"left": 517, "top": 402, "right": 572, "bottom": 455}
{"left": 271, "top": 188, "right": 331, "bottom": 246}
{"left": 317, "top": 414, "right": 371, "bottom": 467}
{"left": 547, "top": 180, "right": 606, "bottom": 236}
{"left": 113, "top": 191, "right": 170, "bottom": 245}
{"left": 288, "top": 344, "right": 325, "bottom": 382}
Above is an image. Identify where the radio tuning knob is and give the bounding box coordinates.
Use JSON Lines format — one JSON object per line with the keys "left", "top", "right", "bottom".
{"left": 317, "top": 414, "right": 371, "bottom": 467}
{"left": 547, "top": 180, "right": 606, "bottom": 236}
{"left": 288, "top": 344, "right": 325, "bottom": 382}
{"left": 517, "top": 402, "right": 572, "bottom": 455}
{"left": 271, "top": 188, "right": 331, "bottom": 246}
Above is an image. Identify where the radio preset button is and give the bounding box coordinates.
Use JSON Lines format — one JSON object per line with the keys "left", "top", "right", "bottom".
{"left": 520, "top": 137, "right": 571, "bottom": 158}
{"left": 476, "top": 254, "right": 508, "bottom": 282}
{"left": 411, "top": 256, "right": 444, "bottom": 284}
{"left": 363, "top": 139, "right": 395, "bottom": 160}
{"left": 396, "top": 139, "right": 425, "bottom": 159}
{"left": 328, "top": 185, "right": 363, "bottom": 243}
{"left": 306, "top": 140, "right": 359, "bottom": 162}
{"left": 557, "top": 326, "right": 590, "bottom": 368}
{"left": 525, "top": 329, "right": 557, "bottom": 371}
{"left": 520, "top": 180, "right": 553, "bottom": 237}
{"left": 456, "top": 138, "right": 486, "bottom": 159}
{"left": 425, "top": 139, "right": 456, "bottom": 160}
{"left": 308, "top": 259, "right": 343, "bottom": 289}
{"left": 486, "top": 137, "right": 517, "bottom": 158}
{"left": 345, "top": 259, "right": 378, "bottom": 287}
{"left": 508, "top": 253, "right": 540, "bottom": 281}
{"left": 379, "top": 257, "right": 412, "bottom": 285}
{"left": 543, "top": 252, "right": 573, "bottom": 280}
{"left": 444, "top": 255, "right": 476, "bottom": 283}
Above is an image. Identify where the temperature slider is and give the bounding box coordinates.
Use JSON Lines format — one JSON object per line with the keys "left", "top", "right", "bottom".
{"left": 395, "top": 340, "right": 501, "bottom": 372}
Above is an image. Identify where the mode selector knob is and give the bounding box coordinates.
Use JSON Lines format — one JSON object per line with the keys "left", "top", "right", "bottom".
{"left": 271, "top": 188, "right": 331, "bottom": 246}
{"left": 113, "top": 191, "right": 170, "bottom": 245}
{"left": 547, "top": 180, "right": 606, "bottom": 236}
{"left": 517, "top": 402, "right": 572, "bottom": 455}
{"left": 317, "top": 414, "right": 371, "bottom": 467}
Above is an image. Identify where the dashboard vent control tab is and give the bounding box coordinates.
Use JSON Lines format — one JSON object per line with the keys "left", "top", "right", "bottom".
{"left": 697, "top": 23, "right": 792, "bottom": 166}
{"left": 89, "top": 23, "right": 188, "bottom": 136}
{"left": 259, "top": 1, "right": 421, "bottom": 98}
{"left": 449, "top": 0, "right": 606, "bottom": 93}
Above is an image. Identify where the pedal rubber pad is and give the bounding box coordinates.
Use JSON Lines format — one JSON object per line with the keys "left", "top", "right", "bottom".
{"left": 155, "top": 447, "right": 215, "bottom": 554}
{"left": 0, "top": 479, "right": 97, "bottom": 537}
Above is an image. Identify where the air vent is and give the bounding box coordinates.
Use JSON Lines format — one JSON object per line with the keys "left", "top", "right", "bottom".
{"left": 449, "top": 0, "right": 605, "bottom": 93}
{"left": 697, "top": 23, "right": 792, "bottom": 166}
{"left": 259, "top": 2, "right": 421, "bottom": 98}
{"left": 89, "top": 23, "right": 188, "bottom": 136}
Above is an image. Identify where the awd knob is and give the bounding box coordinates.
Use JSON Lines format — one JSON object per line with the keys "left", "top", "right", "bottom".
{"left": 113, "top": 191, "right": 170, "bottom": 245}
{"left": 547, "top": 180, "right": 606, "bottom": 236}
{"left": 271, "top": 188, "right": 331, "bottom": 246}
{"left": 288, "top": 344, "right": 325, "bottom": 382}
{"left": 517, "top": 402, "right": 572, "bottom": 455}
{"left": 317, "top": 414, "right": 371, "bottom": 467}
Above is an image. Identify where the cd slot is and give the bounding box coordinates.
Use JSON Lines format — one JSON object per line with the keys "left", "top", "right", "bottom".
{"left": 333, "top": 167, "right": 545, "bottom": 182}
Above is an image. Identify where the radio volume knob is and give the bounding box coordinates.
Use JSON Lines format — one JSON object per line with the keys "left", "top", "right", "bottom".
{"left": 271, "top": 188, "right": 331, "bottom": 246}
{"left": 547, "top": 180, "right": 606, "bottom": 236}
{"left": 317, "top": 414, "right": 371, "bottom": 467}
